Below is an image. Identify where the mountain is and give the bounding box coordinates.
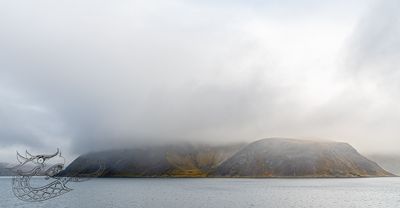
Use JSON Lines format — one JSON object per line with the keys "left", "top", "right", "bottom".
{"left": 61, "top": 143, "right": 244, "bottom": 177}
{"left": 62, "top": 138, "right": 393, "bottom": 177}
{"left": 214, "top": 138, "right": 393, "bottom": 177}
{"left": 366, "top": 154, "right": 400, "bottom": 175}
{"left": 0, "top": 163, "right": 15, "bottom": 176}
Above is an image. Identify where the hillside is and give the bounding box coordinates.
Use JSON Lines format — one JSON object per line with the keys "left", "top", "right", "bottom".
{"left": 366, "top": 154, "right": 400, "bottom": 176}
{"left": 61, "top": 143, "right": 244, "bottom": 177}
{"left": 61, "top": 138, "right": 393, "bottom": 177}
{"left": 214, "top": 138, "right": 392, "bottom": 177}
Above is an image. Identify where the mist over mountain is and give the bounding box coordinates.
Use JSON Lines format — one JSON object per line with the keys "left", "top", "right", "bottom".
{"left": 61, "top": 143, "right": 244, "bottom": 177}
{"left": 61, "top": 138, "right": 392, "bottom": 178}
{"left": 214, "top": 138, "right": 391, "bottom": 177}
{"left": 2, "top": 0, "right": 400, "bottom": 162}
{"left": 366, "top": 154, "right": 400, "bottom": 176}
{"left": 0, "top": 163, "right": 14, "bottom": 176}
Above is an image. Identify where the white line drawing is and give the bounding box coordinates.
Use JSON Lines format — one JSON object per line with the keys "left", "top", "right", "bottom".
{"left": 9, "top": 149, "right": 104, "bottom": 202}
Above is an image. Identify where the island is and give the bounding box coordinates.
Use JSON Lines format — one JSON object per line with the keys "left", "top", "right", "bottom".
{"left": 61, "top": 138, "right": 393, "bottom": 178}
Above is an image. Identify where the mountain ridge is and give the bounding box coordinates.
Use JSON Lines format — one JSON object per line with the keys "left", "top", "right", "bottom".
{"left": 214, "top": 138, "right": 391, "bottom": 177}
{"left": 61, "top": 138, "right": 394, "bottom": 178}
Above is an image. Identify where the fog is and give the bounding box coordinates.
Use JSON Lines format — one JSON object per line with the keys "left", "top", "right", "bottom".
{"left": 0, "top": 0, "right": 399, "bottom": 162}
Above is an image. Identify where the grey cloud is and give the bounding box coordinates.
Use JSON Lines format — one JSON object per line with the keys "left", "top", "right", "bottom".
{"left": 0, "top": 84, "right": 68, "bottom": 149}
{"left": 0, "top": 0, "right": 284, "bottom": 154}
{"left": 0, "top": 0, "right": 400, "bottom": 160}
{"left": 347, "top": 0, "right": 400, "bottom": 76}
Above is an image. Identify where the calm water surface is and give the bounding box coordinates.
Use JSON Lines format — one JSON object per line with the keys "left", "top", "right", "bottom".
{"left": 1, "top": 177, "right": 400, "bottom": 208}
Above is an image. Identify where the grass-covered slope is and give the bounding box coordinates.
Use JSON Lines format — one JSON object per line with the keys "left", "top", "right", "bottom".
{"left": 61, "top": 143, "right": 243, "bottom": 177}
{"left": 62, "top": 138, "right": 393, "bottom": 177}
{"left": 214, "top": 138, "right": 393, "bottom": 177}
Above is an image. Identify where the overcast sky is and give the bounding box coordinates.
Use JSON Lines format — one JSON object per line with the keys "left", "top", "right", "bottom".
{"left": 1, "top": 0, "right": 399, "bottom": 162}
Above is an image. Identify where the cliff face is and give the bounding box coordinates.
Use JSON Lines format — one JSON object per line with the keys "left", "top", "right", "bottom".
{"left": 62, "top": 138, "right": 393, "bottom": 177}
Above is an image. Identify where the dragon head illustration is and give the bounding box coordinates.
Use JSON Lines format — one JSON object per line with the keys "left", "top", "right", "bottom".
{"left": 10, "top": 148, "right": 104, "bottom": 202}
{"left": 12, "top": 148, "right": 64, "bottom": 177}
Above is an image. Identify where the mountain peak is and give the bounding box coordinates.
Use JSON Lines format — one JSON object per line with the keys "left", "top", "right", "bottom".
{"left": 215, "top": 138, "right": 391, "bottom": 177}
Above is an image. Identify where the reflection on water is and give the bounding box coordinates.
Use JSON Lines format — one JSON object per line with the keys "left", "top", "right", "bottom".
{"left": 1, "top": 177, "right": 400, "bottom": 208}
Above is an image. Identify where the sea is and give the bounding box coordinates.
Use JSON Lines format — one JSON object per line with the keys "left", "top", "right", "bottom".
{"left": 1, "top": 177, "right": 400, "bottom": 208}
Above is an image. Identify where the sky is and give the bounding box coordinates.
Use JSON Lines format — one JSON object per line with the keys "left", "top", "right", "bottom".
{"left": 0, "top": 0, "right": 400, "bottom": 162}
